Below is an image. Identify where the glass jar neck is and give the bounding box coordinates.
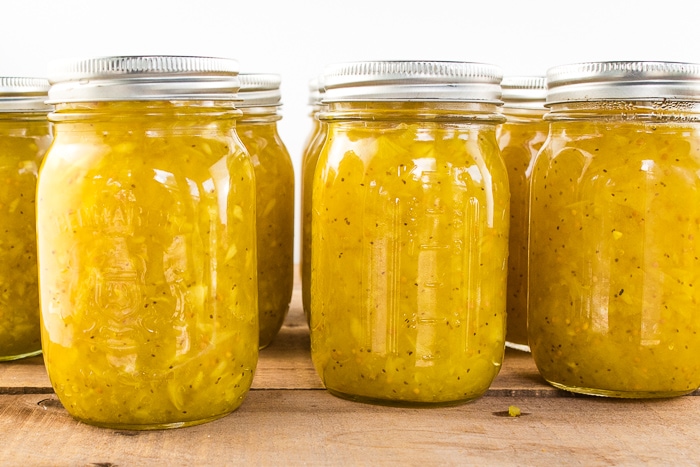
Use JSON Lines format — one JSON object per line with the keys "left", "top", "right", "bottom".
{"left": 320, "top": 101, "right": 505, "bottom": 123}
{"left": 306, "top": 104, "right": 324, "bottom": 123}
{"left": 0, "top": 111, "right": 51, "bottom": 123}
{"left": 308, "top": 104, "right": 322, "bottom": 116}
{"left": 545, "top": 101, "right": 700, "bottom": 122}
{"left": 49, "top": 100, "right": 241, "bottom": 123}
{"left": 501, "top": 106, "right": 546, "bottom": 123}
{"left": 237, "top": 105, "right": 282, "bottom": 124}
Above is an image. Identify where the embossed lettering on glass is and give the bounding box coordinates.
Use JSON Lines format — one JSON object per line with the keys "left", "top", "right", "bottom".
{"left": 37, "top": 56, "right": 258, "bottom": 429}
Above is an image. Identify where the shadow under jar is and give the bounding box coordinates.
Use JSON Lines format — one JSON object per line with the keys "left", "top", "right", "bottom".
{"left": 310, "top": 61, "right": 509, "bottom": 406}
{"left": 529, "top": 61, "right": 700, "bottom": 398}
{"left": 37, "top": 56, "right": 259, "bottom": 429}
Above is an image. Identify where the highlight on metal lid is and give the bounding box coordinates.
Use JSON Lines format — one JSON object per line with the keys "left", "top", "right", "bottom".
{"left": 321, "top": 60, "right": 503, "bottom": 103}
{"left": 47, "top": 55, "right": 241, "bottom": 103}
{"left": 237, "top": 73, "right": 282, "bottom": 107}
{"left": 0, "top": 77, "right": 51, "bottom": 112}
{"left": 546, "top": 61, "right": 700, "bottom": 105}
{"left": 307, "top": 76, "right": 324, "bottom": 107}
{"left": 501, "top": 76, "right": 546, "bottom": 109}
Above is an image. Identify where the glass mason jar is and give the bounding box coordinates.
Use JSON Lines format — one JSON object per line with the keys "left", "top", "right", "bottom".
{"left": 236, "top": 73, "right": 294, "bottom": 349}
{"left": 529, "top": 61, "right": 700, "bottom": 398}
{"left": 301, "top": 76, "right": 327, "bottom": 323}
{"left": 37, "top": 56, "right": 259, "bottom": 429}
{"left": 310, "top": 61, "right": 509, "bottom": 405}
{"left": 0, "top": 77, "right": 52, "bottom": 361}
{"left": 300, "top": 77, "right": 323, "bottom": 161}
{"left": 496, "top": 76, "right": 547, "bottom": 352}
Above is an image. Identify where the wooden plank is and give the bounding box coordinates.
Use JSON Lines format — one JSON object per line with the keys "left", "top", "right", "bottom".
{"left": 256, "top": 279, "right": 556, "bottom": 393}
{"left": 0, "top": 356, "right": 51, "bottom": 394}
{"left": 490, "top": 349, "right": 559, "bottom": 397}
{"left": 252, "top": 278, "right": 323, "bottom": 389}
{"left": 0, "top": 309, "right": 553, "bottom": 395}
{"left": 2, "top": 285, "right": 697, "bottom": 397}
{"left": 2, "top": 272, "right": 699, "bottom": 463}
{"left": 2, "top": 276, "right": 697, "bottom": 397}
{"left": 1, "top": 391, "right": 699, "bottom": 465}
{"left": 252, "top": 311, "right": 322, "bottom": 390}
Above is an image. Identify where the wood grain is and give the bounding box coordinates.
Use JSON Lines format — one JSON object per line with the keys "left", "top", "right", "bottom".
{"left": 2, "top": 277, "right": 695, "bottom": 397}
{"left": 2, "top": 391, "right": 699, "bottom": 465}
{"left": 2, "top": 273, "right": 700, "bottom": 464}
{"left": 0, "top": 356, "right": 51, "bottom": 394}
{"left": 0, "top": 284, "right": 557, "bottom": 396}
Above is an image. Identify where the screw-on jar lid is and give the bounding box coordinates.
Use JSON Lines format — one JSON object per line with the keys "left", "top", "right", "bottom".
{"left": 546, "top": 61, "right": 700, "bottom": 105}
{"left": 47, "top": 55, "right": 240, "bottom": 103}
{"left": 501, "top": 76, "right": 546, "bottom": 109}
{"left": 307, "top": 76, "right": 324, "bottom": 106}
{"left": 237, "top": 73, "right": 282, "bottom": 107}
{"left": 0, "top": 77, "right": 51, "bottom": 112}
{"left": 322, "top": 61, "right": 503, "bottom": 103}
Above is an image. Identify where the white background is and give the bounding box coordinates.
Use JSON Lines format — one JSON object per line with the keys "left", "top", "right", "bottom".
{"left": 2, "top": 0, "right": 698, "bottom": 261}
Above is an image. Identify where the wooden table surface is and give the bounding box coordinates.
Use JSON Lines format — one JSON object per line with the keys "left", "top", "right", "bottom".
{"left": 2, "top": 281, "right": 700, "bottom": 466}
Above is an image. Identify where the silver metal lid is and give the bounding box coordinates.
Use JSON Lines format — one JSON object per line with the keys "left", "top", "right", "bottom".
{"left": 237, "top": 73, "right": 281, "bottom": 107}
{"left": 307, "top": 76, "right": 324, "bottom": 106}
{"left": 47, "top": 55, "right": 240, "bottom": 103}
{"left": 0, "top": 77, "right": 51, "bottom": 112}
{"left": 501, "top": 76, "right": 546, "bottom": 109}
{"left": 546, "top": 61, "right": 700, "bottom": 105}
{"left": 322, "top": 61, "right": 503, "bottom": 103}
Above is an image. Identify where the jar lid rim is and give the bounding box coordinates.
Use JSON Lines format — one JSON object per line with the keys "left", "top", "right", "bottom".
{"left": 0, "top": 77, "right": 51, "bottom": 112}
{"left": 321, "top": 60, "right": 503, "bottom": 103}
{"left": 546, "top": 61, "right": 700, "bottom": 104}
{"left": 238, "top": 73, "right": 282, "bottom": 107}
{"left": 307, "top": 76, "right": 325, "bottom": 106}
{"left": 502, "top": 76, "right": 546, "bottom": 109}
{"left": 47, "top": 55, "right": 241, "bottom": 103}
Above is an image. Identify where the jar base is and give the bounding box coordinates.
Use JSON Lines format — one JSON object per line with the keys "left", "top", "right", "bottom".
{"left": 72, "top": 410, "right": 234, "bottom": 431}
{"left": 325, "top": 387, "right": 481, "bottom": 408}
{"left": 259, "top": 341, "right": 272, "bottom": 351}
{"left": 546, "top": 380, "right": 696, "bottom": 399}
{"left": 505, "top": 341, "right": 530, "bottom": 352}
{"left": 0, "top": 349, "right": 42, "bottom": 361}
